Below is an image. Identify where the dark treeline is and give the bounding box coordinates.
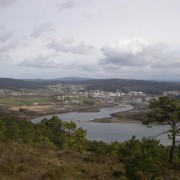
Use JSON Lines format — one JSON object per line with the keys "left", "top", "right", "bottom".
{"left": 0, "top": 78, "right": 180, "bottom": 94}
{"left": 0, "top": 78, "right": 60, "bottom": 89}
{"left": 0, "top": 109, "right": 180, "bottom": 179}
{"left": 82, "top": 79, "right": 180, "bottom": 94}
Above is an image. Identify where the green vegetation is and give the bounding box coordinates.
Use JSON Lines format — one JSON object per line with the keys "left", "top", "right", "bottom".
{"left": 147, "top": 96, "right": 180, "bottom": 163}
{"left": 0, "top": 78, "right": 180, "bottom": 94}
{"left": 0, "top": 97, "right": 180, "bottom": 179}
{"left": 0, "top": 97, "right": 52, "bottom": 106}
{"left": 82, "top": 79, "right": 180, "bottom": 94}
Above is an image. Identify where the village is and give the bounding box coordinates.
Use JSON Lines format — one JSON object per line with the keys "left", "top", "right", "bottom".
{"left": 1, "top": 83, "right": 180, "bottom": 107}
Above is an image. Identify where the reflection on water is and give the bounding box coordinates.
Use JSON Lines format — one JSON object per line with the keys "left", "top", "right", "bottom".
{"left": 32, "top": 105, "right": 171, "bottom": 145}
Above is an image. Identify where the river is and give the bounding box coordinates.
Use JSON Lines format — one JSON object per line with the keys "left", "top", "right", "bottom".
{"left": 32, "top": 105, "right": 171, "bottom": 145}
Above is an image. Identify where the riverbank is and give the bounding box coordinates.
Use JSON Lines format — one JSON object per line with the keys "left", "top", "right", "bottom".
{"left": 89, "top": 110, "right": 149, "bottom": 124}
{"left": 31, "top": 104, "right": 171, "bottom": 145}
{"left": 29, "top": 103, "right": 149, "bottom": 124}
{"left": 90, "top": 116, "right": 141, "bottom": 124}
{"left": 11, "top": 100, "right": 150, "bottom": 125}
{"left": 10, "top": 102, "right": 118, "bottom": 120}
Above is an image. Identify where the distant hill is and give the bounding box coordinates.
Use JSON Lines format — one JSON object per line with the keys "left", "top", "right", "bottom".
{"left": 81, "top": 79, "right": 180, "bottom": 94}
{"left": 0, "top": 77, "right": 180, "bottom": 94}
{"left": 0, "top": 78, "right": 40, "bottom": 89}
{"left": 0, "top": 78, "right": 60, "bottom": 89}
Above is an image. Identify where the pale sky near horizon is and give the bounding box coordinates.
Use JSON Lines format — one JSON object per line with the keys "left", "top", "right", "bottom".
{"left": 0, "top": 0, "right": 180, "bottom": 80}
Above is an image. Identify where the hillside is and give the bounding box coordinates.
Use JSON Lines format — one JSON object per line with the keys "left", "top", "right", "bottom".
{"left": 0, "top": 78, "right": 40, "bottom": 89}
{"left": 0, "top": 110, "right": 180, "bottom": 179}
{"left": 82, "top": 79, "right": 180, "bottom": 94}
{"left": 0, "top": 142, "right": 122, "bottom": 180}
{"left": 0, "top": 78, "right": 180, "bottom": 94}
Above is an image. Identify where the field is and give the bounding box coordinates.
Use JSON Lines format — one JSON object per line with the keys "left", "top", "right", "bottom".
{"left": 0, "top": 97, "right": 53, "bottom": 106}
{"left": 10, "top": 105, "right": 55, "bottom": 112}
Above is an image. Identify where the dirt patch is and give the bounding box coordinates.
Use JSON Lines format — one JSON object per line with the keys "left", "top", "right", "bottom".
{"left": 10, "top": 105, "right": 56, "bottom": 112}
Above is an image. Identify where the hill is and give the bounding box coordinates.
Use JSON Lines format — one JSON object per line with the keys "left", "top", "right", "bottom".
{"left": 63, "top": 79, "right": 180, "bottom": 94}
{"left": 0, "top": 111, "right": 180, "bottom": 179}
{"left": 0, "top": 78, "right": 180, "bottom": 94}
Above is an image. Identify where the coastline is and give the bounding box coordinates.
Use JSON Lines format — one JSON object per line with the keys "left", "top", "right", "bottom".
{"left": 88, "top": 108, "right": 149, "bottom": 124}
{"left": 11, "top": 101, "right": 150, "bottom": 125}
{"left": 31, "top": 103, "right": 143, "bottom": 124}
{"left": 16, "top": 102, "right": 119, "bottom": 120}
{"left": 89, "top": 116, "right": 142, "bottom": 124}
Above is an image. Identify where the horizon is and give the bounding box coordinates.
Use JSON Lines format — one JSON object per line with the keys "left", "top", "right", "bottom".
{"left": 0, "top": 76, "right": 180, "bottom": 83}
{"left": 0, "top": 0, "right": 180, "bottom": 80}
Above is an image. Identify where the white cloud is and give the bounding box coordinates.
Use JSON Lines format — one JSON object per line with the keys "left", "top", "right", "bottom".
{"left": 31, "top": 23, "right": 55, "bottom": 38}
{"left": 0, "top": 34, "right": 24, "bottom": 54}
{"left": 100, "top": 38, "right": 180, "bottom": 69}
{"left": 0, "top": 0, "right": 18, "bottom": 7}
{"left": 19, "top": 54, "right": 60, "bottom": 68}
{"left": 0, "top": 29, "right": 12, "bottom": 42}
{"left": 81, "top": 12, "right": 92, "bottom": 20}
{"left": 0, "top": 0, "right": 180, "bottom": 80}
{"left": 68, "top": 59, "right": 99, "bottom": 72}
{"left": 0, "top": 42, "right": 17, "bottom": 53}
{"left": 47, "top": 38, "right": 94, "bottom": 54}
{"left": 0, "top": 26, "right": 28, "bottom": 54}
{"left": 0, "top": 54, "right": 10, "bottom": 62}
{"left": 58, "top": 0, "right": 75, "bottom": 11}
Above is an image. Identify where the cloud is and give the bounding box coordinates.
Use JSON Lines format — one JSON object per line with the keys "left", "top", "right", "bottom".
{"left": 100, "top": 38, "right": 180, "bottom": 69}
{"left": 0, "top": 54, "right": 10, "bottom": 62}
{"left": 31, "top": 23, "right": 55, "bottom": 38}
{"left": 81, "top": 12, "right": 92, "bottom": 20}
{"left": 0, "top": 42, "right": 18, "bottom": 53}
{"left": 58, "top": 0, "right": 75, "bottom": 11}
{"left": 68, "top": 60, "right": 99, "bottom": 72}
{"left": 0, "top": 34, "right": 23, "bottom": 53}
{"left": 0, "top": 26, "right": 13, "bottom": 42}
{"left": 19, "top": 54, "right": 60, "bottom": 68}
{"left": 47, "top": 38, "right": 94, "bottom": 55}
{"left": 0, "top": 32, "right": 12, "bottom": 42}
{"left": 0, "top": 0, "right": 18, "bottom": 8}
{"left": 57, "top": 0, "right": 94, "bottom": 11}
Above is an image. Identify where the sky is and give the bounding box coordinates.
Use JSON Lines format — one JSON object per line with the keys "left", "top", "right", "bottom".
{"left": 0, "top": 0, "right": 180, "bottom": 80}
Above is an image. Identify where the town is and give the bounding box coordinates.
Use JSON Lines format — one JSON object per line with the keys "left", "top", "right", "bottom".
{"left": 1, "top": 82, "right": 180, "bottom": 120}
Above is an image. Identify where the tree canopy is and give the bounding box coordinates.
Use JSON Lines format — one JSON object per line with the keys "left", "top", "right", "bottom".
{"left": 147, "top": 96, "right": 180, "bottom": 163}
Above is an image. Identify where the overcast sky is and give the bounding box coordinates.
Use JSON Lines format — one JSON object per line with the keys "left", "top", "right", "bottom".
{"left": 0, "top": 0, "right": 180, "bottom": 80}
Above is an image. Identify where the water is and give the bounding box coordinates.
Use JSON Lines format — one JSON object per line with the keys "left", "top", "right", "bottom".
{"left": 32, "top": 105, "right": 133, "bottom": 123}
{"left": 32, "top": 105, "right": 171, "bottom": 145}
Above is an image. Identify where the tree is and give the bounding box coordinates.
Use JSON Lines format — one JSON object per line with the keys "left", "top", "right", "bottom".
{"left": 39, "top": 116, "right": 64, "bottom": 148}
{"left": 72, "top": 127, "right": 87, "bottom": 152}
{"left": 125, "top": 139, "right": 162, "bottom": 179}
{"left": 63, "top": 121, "right": 77, "bottom": 149}
{"left": 0, "top": 119, "right": 6, "bottom": 142}
{"left": 83, "top": 98, "right": 95, "bottom": 106}
{"left": 147, "top": 96, "right": 180, "bottom": 163}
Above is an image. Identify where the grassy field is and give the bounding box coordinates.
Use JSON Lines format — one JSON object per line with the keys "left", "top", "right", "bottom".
{"left": 0, "top": 97, "right": 53, "bottom": 106}
{"left": 24, "top": 87, "right": 55, "bottom": 96}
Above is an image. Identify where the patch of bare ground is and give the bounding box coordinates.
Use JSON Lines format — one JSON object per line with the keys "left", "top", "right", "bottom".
{"left": 10, "top": 105, "right": 56, "bottom": 112}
